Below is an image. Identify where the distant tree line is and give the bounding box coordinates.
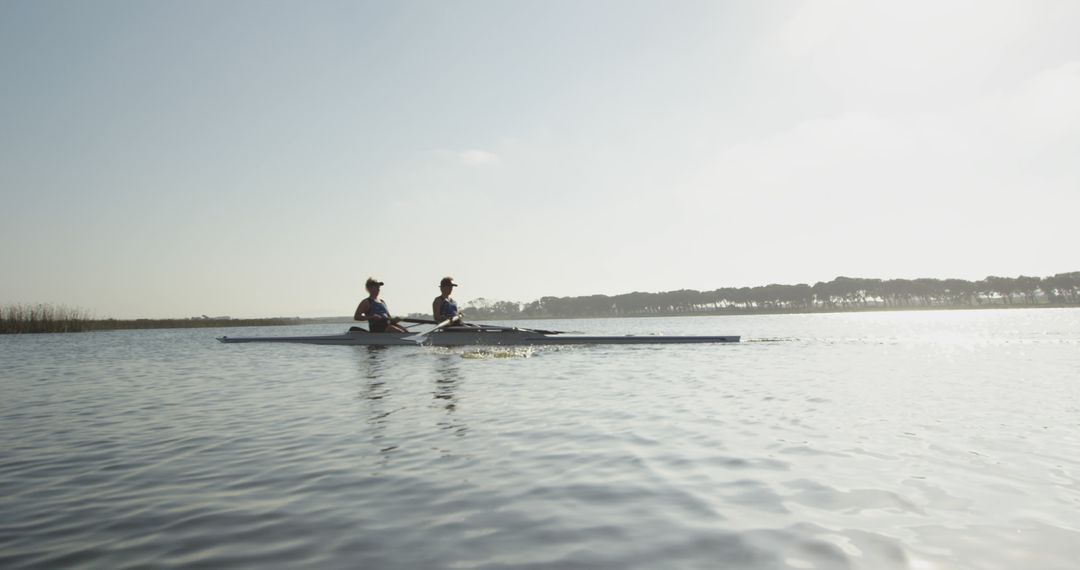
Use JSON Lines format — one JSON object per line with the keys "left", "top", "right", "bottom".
{"left": 461, "top": 271, "right": 1080, "bottom": 319}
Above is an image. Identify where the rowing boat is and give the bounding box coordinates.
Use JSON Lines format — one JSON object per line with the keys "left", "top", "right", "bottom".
{"left": 217, "top": 325, "right": 740, "bottom": 346}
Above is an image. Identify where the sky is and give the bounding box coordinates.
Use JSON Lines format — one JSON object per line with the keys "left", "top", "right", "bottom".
{"left": 2, "top": 1, "right": 1078, "bottom": 319}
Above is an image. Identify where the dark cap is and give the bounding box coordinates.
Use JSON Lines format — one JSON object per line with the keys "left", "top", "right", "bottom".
{"left": 366, "top": 277, "right": 384, "bottom": 288}
{"left": 440, "top": 277, "right": 458, "bottom": 287}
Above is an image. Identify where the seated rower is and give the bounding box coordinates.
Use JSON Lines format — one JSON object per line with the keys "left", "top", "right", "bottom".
{"left": 433, "top": 276, "right": 464, "bottom": 325}
{"left": 355, "top": 277, "right": 408, "bottom": 333}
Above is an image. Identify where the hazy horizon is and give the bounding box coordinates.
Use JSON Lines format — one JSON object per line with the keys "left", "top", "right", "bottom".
{"left": 3, "top": 1, "right": 1078, "bottom": 319}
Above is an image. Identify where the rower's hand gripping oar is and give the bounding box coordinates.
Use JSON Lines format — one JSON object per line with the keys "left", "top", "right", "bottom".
{"left": 403, "top": 315, "right": 461, "bottom": 344}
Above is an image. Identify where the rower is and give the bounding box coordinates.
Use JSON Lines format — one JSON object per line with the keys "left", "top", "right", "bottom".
{"left": 432, "top": 276, "right": 464, "bottom": 325}
{"left": 355, "top": 277, "right": 408, "bottom": 333}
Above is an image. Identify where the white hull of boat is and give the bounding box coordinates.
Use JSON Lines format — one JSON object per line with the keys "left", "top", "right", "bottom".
{"left": 217, "top": 327, "right": 740, "bottom": 346}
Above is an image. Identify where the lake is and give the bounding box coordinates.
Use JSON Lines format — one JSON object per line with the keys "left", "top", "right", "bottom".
{"left": 2, "top": 308, "right": 1078, "bottom": 569}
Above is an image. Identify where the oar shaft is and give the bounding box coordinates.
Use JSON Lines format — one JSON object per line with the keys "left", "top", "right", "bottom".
{"left": 468, "top": 322, "right": 565, "bottom": 335}
{"left": 403, "top": 315, "right": 461, "bottom": 343}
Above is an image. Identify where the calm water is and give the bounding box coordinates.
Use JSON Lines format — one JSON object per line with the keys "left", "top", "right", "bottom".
{"left": 2, "top": 309, "right": 1079, "bottom": 569}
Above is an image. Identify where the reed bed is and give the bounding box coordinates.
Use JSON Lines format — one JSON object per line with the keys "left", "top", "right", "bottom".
{"left": 1, "top": 303, "right": 96, "bottom": 333}
{"left": 92, "top": 317, "right": 305, "bottom": 330}
{"left": 1, "top": 304, "right": 313, "bottom": 334}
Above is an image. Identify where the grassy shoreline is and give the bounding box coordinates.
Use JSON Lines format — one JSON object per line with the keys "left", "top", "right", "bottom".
{"left": 0, "top": 304, "right": 349, "bottom": 334}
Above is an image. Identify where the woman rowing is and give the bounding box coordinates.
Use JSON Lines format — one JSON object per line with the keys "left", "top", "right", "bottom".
{"left": 355, "top": 277, "right": 408, "bottom": 333}
{"left": 432, "top": 276, "right": 464, "bottom": 325}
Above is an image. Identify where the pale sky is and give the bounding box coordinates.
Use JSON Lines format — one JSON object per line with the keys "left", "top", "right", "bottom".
{"left": 2, "top": 1, "right": 1078, "bottom": 318}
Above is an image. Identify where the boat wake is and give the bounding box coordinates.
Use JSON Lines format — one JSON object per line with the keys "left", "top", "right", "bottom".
{"left": 429, "top": 345, "right": 574, "bottom": 359}
{"left": 460, "top": 348, "right": 535, "bottom": 359}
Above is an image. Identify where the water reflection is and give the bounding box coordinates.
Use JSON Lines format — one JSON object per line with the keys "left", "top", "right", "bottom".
{"left": 350, "top": 348, "right": 470, "bottom": 459}
{"left": 432, "top": 354, "right": 467, "bottom": 437}
{"left": 355, "top": 346, "right": 398, "bottom": 455}
{"left": 432, "top": 355, "right": 461, "bottom": 408}
{"left": 358, "top": 345, "right": 390, "bottom": 379}
{"left": 358, "top": 346, "right": 392, "bottom": 401}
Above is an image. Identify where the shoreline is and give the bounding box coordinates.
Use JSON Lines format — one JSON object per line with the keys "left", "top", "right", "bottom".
{"left": 0, "top": 316, "right": 349, "bottom": 335}
{"left": 7, "top": 303, "right": 1079, "bottom": 335}
{"left": 468, "top": 302, "right": 1080, "bottom": 321}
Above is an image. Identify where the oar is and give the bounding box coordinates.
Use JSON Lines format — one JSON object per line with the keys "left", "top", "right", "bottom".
{"left": 468, "top": 322, "right": 567, "bottom": 335}
{"left": 403, "top": 315, "right": 461, "bottom": 344}
{"left": 398, "top": 317, "right": 440, "bottom": 325}
{"left": 401, "top": 316, "right": 563, "bottom": 335}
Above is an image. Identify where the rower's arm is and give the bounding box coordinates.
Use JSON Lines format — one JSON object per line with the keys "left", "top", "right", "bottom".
{"left": 354, "top": 299, "right": 372, "bottom": 321}
{"left": 432, "top": 297, "right": 442, "bottom": 322}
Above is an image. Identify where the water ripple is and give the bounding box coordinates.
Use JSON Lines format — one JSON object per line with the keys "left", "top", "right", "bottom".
{"left": 2, "top": 311, "right": 1079, "bottom": 568}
